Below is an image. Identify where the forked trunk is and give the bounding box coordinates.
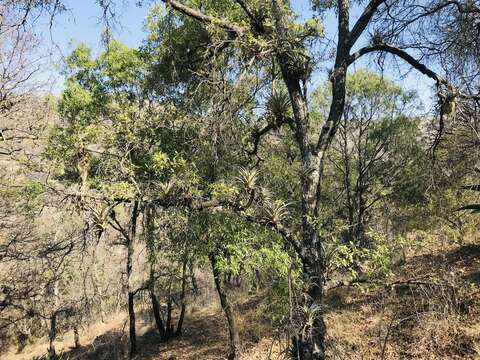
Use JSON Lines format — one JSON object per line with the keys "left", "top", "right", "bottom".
{"left": 210, "top": 254, "right": 241, "bottom": 360}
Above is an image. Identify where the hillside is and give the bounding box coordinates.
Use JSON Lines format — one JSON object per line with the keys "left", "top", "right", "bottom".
{"left": 3, "top": 238, "right": 479, "bottom": 360}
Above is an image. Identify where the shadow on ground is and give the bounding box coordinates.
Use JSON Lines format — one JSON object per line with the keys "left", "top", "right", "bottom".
{"left": 58, "top": 310, "right": 230, "bottom": 360}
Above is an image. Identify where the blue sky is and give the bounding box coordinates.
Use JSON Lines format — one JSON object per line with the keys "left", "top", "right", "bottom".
{"left": 40, "top": 0, "right": 435, "bottom": 108}
{"left": 41, "top": 0, "right": 147, "bottom": 55}
{"left": 46, "top": 1, "right": 320, "bottom": 50}
{"left": 43, "top": 1, "right": 325, "bottom": 58}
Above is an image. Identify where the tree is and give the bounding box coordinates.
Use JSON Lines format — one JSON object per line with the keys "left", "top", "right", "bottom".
{"left": 144, "top": 1, "right": 480, "bottom": 358}
{"left": 0, "top": 3, "right": 50, "bottom": 157}
{"left": 45, "top": 38, "right": 200, "bottom": 357}
{"left": 5, "top": 0, "right": 480, "bottom": 358}
{"left": 315, "top": 69, "right": 425, "bottom": 247}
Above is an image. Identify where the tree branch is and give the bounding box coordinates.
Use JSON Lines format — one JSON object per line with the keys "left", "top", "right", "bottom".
{"left": 247, "top": 116, "right": 294, "bottom": 158}
{"left": 161, "top": 0, "right": 247, "bottom": 36}
{"left": 349, "top": 43, "right": 480, "bottom": 101}
{"left": 108, "top": 211, "right": 130, "bottom": 243}
{"left": 234, "top": 0, "right": 256, "bottom": 23}
{"left": 349, "top": 0, "right": 386, "bottom": 48}
{"left": 243, "top": 213, "right": 304, "bottom": 262}
{"left": 402, "top": 0, "right": 480, "bottom": 29}
{"left": 348, "top": 43, "right": 446, "bottom": 85}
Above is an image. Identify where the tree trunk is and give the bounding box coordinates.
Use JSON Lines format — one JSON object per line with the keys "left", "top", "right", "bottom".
{"left": 73, "top": 324, "right": 80, "bottom": 348}
{"left": 127, "top": 200, "right": 139, "bottom": 359}
{"left": 293, "top": 259, "right": 327, "bottom": 360}
{"left": 290, "top": 0, "right": 351, "bottom": 352}
{"left": 355, "top": 201, "right": 367, "bottom": 247}
{"left": 165, "top": 285, "right": 174, "bottom": 339}
{"left": 271, "top": 5, "right": 330, "bottom": 356}
{"left": 176, "top": 259, "right": 188, "bottom": 337}
{"left": 354, "top": 121, "right": 368, "bottom": 248}
{"left": 47, "top": 280, "right": 59, "bottom": 359}
{"left": 340, "top": 118, "right": 355, "bottom": 242}
{"left": 150, "top": 288, "right": 167, "bottom": 340}
{"left": 128, "top": 291, "right": 136, "bottom": 358}
{"left": 150, "top": 266, "right": 167, "bottom": 340}
{"left": 189, "top": 262, "right": 199, "bottom": 295}
{"left": 210, "top": 253, "right": 241, "bottom": 360}
{"left": 48, "top": 312, "right": 57, "bottom": 359}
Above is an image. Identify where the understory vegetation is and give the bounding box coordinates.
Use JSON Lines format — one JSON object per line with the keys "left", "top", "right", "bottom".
{"left": 1, "top": 1, "right": 479, "bottom": 359}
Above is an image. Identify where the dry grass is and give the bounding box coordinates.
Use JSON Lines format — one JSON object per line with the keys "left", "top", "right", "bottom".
{"left": 3, "top": 240, "right": 479, "bottom": 360}
{"left": 325, "top": 240, "right": 480, "bottom": 360}
{"left": 2, "top": 313, "right": 128, "bottom": 360}
{"left": 2, "top": 295, "right": 282, "bottom": 360}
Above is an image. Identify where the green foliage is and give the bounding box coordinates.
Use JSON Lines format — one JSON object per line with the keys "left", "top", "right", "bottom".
{"left": 324, "top": 229, "right": 399, "bottom": 281}
{"left": 311, "top": 0, "right": 336, "bottom": 12}
{"left": 45, "top": 40, "right": 201, "bottom": 198}
{"left": 99, "top": 40, "right": 144, "bottom": 87}
{"left": 102, "top": 182, "right": 136, "bottom": 200}
{"left": 210, "top": 181, "right": 239, "bottom": 201}
{"left": 313, "top": 69, "right": 429, "bottom": 246}
{"left": 20, "top": 180, "right": 46, "bottom": 207}
{"left": 183, "top": 211, "right": 291, "bottom": 283}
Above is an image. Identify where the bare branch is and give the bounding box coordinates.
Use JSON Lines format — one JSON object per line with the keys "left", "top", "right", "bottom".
{"left": 348, "top": 43, "right": 446, "bottom": 84}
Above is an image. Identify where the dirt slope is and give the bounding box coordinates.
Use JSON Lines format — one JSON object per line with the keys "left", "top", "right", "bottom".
{"left": 3, "top": 241, "right": 479, "bottom": 360}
